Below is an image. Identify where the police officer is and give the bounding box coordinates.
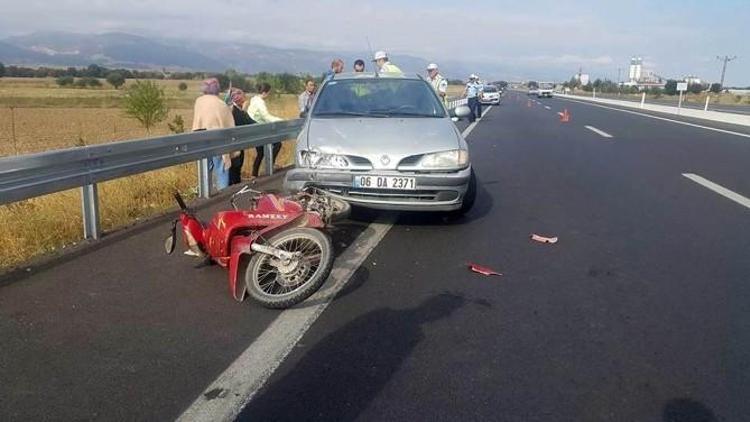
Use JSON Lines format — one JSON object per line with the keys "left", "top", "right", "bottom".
{"left": 372, "top": 51, "right": 403, "bottom": 74}
{"left": 426, "top": 63, "right": 448, "bottom": 105}
{"left": 463, "top": 74, "right": 482, "bottom": 122}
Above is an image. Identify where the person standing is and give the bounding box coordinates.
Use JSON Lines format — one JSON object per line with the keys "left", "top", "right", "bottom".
{"left": 298, "top": 79, "right": 316, "bottom": 118}
{"left": 353, "top": 59, "right": 366, "bottom": 72}
{"left": 463, "top": 74, "right": 481, "bottom": 122}
{"left": 426, "top": 63, "right": 448, "bottom": 106}
{"left": 372, "top": 51, "right": 402, "bottom": 74}
{"left": 247, "top": 83, "right": 284, "bottom": 177}
{"left": 228, "top": 88, "right": 256, "bottom": 185}
{"left": 323, "top": 59, "right": 344, "bottom": 83}
{"left": 191, "top": 78, "right": 235, "bottom": 191}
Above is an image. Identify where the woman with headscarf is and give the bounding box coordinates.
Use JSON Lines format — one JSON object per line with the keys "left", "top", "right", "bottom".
{"left": 228, "top": 88, "right": 256, "bottom": 185}
{"left": 247, "top": 82, "right": 283, "bottom": 177}
{"left": 191, "top": 78, "right": 235, "bottom": 191}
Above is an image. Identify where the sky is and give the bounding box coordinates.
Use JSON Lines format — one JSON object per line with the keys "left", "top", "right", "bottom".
{"left": 1, "top": 0, "right": 748, "bottom": 85}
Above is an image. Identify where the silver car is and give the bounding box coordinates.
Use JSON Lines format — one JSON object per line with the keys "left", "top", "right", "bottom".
{"left": 284, "top": 73, "right": 475, "bottom": 214}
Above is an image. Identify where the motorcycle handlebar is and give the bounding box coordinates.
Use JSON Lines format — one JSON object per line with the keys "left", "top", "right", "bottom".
{"left": 174, "top": 192, "right": 188, "bottom": 211}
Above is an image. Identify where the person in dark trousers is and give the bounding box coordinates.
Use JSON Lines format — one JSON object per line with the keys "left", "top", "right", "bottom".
{"left": 247, "top": 83, "right": 284, "bottom": 177}
{"left": 228, "top": 88, "right": 255, "bottom": 185}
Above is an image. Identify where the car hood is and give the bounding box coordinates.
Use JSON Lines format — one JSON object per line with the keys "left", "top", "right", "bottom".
{"left": 304, "top": 117, "right": 462, "bottom": 170}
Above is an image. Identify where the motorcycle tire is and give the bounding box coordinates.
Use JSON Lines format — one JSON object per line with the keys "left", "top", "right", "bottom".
{"left": 245, "top": 228, "right": 334, "bottom": 309}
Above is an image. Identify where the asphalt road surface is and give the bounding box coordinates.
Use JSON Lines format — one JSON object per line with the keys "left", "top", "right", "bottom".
{"left": 564, "top": 92, "right": 750, "bottom": 115}
{"left": 1, "top": 93, "right": 749, "bottom": 421}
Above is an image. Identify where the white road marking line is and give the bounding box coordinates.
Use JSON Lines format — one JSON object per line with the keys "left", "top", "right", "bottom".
{"left": 178, "top": 105, "right": 490, "bottom": 422}
{"left": 584, "top": 125, "right": 613, "bottom": 138}
{"left": 682, "top": 173, "right": 750, "bottom": 210}
{"left": 544, "top": 106, "right": 551, "bottom": 110}
{"left": 462, "top": 105, "right": 493, "bottom": 138}
{"left": 560, "top": 97, "right": 750, "bottom": 139}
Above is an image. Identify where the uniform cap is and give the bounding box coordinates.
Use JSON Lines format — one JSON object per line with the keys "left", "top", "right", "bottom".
{"left": 427, "top": 63, "right": 439, "bottom": 70}
{"left": 372, "top": 50, "right": 388, "bottom": 61}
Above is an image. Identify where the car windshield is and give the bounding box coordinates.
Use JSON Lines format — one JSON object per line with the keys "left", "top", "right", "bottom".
{"left": 312, "top": 79, "right": 447, "bottom": 118}
{"left": 484, "top": 87, "right": 498, "bottom": 93}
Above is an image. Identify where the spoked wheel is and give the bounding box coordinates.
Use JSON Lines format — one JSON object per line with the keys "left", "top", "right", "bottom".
{"left": 245, "top": 228, "right": 333, "bottom": 309}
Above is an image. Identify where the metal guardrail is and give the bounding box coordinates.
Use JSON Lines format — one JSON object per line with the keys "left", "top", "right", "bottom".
{"left": 0, "top": 120, "right": 304, "bottom": 239}
{"left": 446, "top": 96, "right": 468, "bottom": 109}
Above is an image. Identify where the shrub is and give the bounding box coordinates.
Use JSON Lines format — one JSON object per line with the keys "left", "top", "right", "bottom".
{"left": 106, "top": 72, "right": 126, "bottom": 89}
{"left": 178, "top": 82, "right": 188, "bottom": 91}
{"left": 123, "top": 80, "right": 169, "bottom": 134}
{"left": 167, "top": 114, "right": 185, "bottom": 134}
{"left": 56, "top": 76, "right": 75, "bottom": 86}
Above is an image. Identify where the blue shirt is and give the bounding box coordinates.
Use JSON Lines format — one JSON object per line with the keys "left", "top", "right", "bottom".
{"left": 466, "top": 82, "right": 484, "bottom": 98}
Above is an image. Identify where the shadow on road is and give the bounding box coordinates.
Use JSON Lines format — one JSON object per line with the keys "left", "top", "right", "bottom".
{"left": 237, "top": 292, "right": 466, "bottom": 421}
{"left": 662, "top": 398, "right": 716, "bottom": 422}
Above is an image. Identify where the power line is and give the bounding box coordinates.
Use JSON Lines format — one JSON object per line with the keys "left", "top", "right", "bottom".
{"left": 716, "top": 55, "right": 737, "bottom": 89}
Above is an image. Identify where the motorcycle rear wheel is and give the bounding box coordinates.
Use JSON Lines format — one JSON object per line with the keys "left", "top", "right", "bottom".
{"left": 245, "top": 228, "right": 333, "bottom": 309}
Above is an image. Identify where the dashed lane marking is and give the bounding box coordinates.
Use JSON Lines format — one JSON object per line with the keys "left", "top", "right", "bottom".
{"left": 682, "top": 173, "right": 750, "bottom": 210}
{"left": 584, "top": 125, "right": 613, "bottom": 138}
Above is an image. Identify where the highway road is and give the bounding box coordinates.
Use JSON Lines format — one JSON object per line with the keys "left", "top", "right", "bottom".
{"left": 2, "top": 92, "right": 749, "bottom": 421}
{"left": 564, "top": 92, "right": 750, "bottom": 115}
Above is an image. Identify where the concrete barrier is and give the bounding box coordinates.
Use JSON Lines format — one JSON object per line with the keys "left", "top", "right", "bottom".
{"left": 556, "top": 94, "right": 750, "bottom": 127}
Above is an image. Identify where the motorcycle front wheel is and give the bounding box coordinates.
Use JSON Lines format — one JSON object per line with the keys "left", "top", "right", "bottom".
{"left": 245, "top": 228, "right": 334, "bottom": 309}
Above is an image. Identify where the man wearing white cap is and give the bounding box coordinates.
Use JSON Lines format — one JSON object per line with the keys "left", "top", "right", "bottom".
{"left": 463, "top": 74, "right": 483, "bottom": 122}
{"left": 372, "top": 51, "right": 403, "bottom": 74}
{"left": 426, "top": 63, "right": 448, "bottom": 105}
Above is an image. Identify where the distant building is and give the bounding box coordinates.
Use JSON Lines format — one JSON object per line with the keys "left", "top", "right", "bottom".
{"left": 628, "top": 57, "right": 643, "bottom": 82}
{"left": 621, "top": 56, "right": 665, "bottom": 90}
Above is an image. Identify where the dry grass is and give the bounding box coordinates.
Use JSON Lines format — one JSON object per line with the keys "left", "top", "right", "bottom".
{"left": 0, "top": 80, "right": 301, "bottom": 270}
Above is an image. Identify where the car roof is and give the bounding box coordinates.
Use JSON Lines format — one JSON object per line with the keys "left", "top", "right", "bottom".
{"left": 332, "top": 72, "right": 422, "bottom": 81}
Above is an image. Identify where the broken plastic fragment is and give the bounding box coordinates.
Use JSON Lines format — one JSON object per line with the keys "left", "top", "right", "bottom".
{"left": 531, "top": 234, "right": 558, "bottom": 244}
{"left": 467, "top": 262, "right": 502, "bottom": 276}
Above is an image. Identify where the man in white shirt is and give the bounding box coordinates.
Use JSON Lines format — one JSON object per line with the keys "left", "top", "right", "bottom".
{"left": 426, "top": 63, "right": 448, "bottom": 105}
{"left": 298, "top": 79, "right": 316, "bottom": 117}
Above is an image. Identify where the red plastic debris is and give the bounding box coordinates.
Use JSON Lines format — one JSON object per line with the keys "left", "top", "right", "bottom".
{"left": 530, "top": 234, "right": 558, "bottom": 244}
{"left": 467, "top": 262, "right": 502, "bottom": 276}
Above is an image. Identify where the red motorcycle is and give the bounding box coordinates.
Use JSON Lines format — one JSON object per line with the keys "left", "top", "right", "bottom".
{"left": 164, "top": 185, "right": 350, "bottom": 309}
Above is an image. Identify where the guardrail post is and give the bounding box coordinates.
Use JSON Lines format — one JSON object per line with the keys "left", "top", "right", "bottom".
{"left": 640, "top": 92, "right": 646, "bottom": 109}
{"left": 264, "top": 143, "right": 274, "bottom": 176}
{"left": 81, "top": 183, "right": 100, "bottom": 240}
{"left": 197, "top": 158, "right": 210, "bottom": 198}
{"left": 704, "top": 95, "right": 710, "bottom": 111}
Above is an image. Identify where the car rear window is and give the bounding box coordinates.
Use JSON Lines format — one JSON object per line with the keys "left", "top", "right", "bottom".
{"left": 312, "top": 79, "right": 447, "bottom": 118}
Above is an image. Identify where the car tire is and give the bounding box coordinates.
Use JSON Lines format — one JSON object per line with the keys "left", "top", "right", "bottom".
{"left": 446, "top": 169, "right": 476, "bottom": 219}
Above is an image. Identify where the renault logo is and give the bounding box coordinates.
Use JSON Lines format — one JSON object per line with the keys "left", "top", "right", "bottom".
{"left": 380, "top": 155, "right": 391, "bottom": 165}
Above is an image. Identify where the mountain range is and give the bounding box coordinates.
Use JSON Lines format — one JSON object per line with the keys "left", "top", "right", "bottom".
{"left": 0, "top": 31, "right": 489, "bottom": 80}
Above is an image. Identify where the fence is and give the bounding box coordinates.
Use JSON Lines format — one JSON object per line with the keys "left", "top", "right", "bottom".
{"left": 0, "top": 120, "right": 304, "bottom": 240}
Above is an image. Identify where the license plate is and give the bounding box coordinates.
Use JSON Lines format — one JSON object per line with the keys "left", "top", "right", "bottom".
{"left": 352, "top": 175, "right": 416, "bottom": 190}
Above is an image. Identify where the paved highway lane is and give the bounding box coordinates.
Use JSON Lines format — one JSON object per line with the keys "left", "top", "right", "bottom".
{"left": 568, "top": 93, "right": 750, "bottom": 115}
{"left": 240, "top": 93, "right": 750, "bottom": 421}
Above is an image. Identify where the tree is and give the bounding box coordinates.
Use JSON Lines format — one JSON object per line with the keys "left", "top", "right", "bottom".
{"left": 0, "top": 62, "right": 5, "bottom": 78}
{"left": 664, "top": 79, "right": 678, "bottom": 95}
{"left": 709, "top": 83, "right": 721, "bottom": 94}
{"left": 178, "top": 82, "right": 188, "bottom": 91}
{"left": 687, "top": 83, "right": 703, "bottom": 94}
{"left": 84, "top": 64, "right": 106, "bottom": 78}
{"left": 123, "top": 80, "right": 169, "bottom": 134}
{"left": 106, "top": 72, "right": 126, "bottom": 89}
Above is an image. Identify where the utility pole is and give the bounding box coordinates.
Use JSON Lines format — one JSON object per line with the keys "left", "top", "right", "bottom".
{"left": 716, "top": 55, "right": 737, "bottom": 89}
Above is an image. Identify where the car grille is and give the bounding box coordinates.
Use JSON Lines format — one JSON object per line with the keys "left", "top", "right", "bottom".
{"left": 320, "top": 186, "right": 458, "bottom": 203}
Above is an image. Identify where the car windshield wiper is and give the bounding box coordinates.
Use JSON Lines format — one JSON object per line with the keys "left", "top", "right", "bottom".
{"left": 313, "top": 111, "right": 388, "bottom": 118}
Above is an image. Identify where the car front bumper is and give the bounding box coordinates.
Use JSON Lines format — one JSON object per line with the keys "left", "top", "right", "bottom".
{"left": 284, "top": 167, "right": 472, "bottom": 211}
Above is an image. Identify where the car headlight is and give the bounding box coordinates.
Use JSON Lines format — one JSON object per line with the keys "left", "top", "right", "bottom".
{"left": 299, "top": 150, "right": 350, "bottom": 169}
{"left": 418, "top": 149, "right": 469, "bottom": 169}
